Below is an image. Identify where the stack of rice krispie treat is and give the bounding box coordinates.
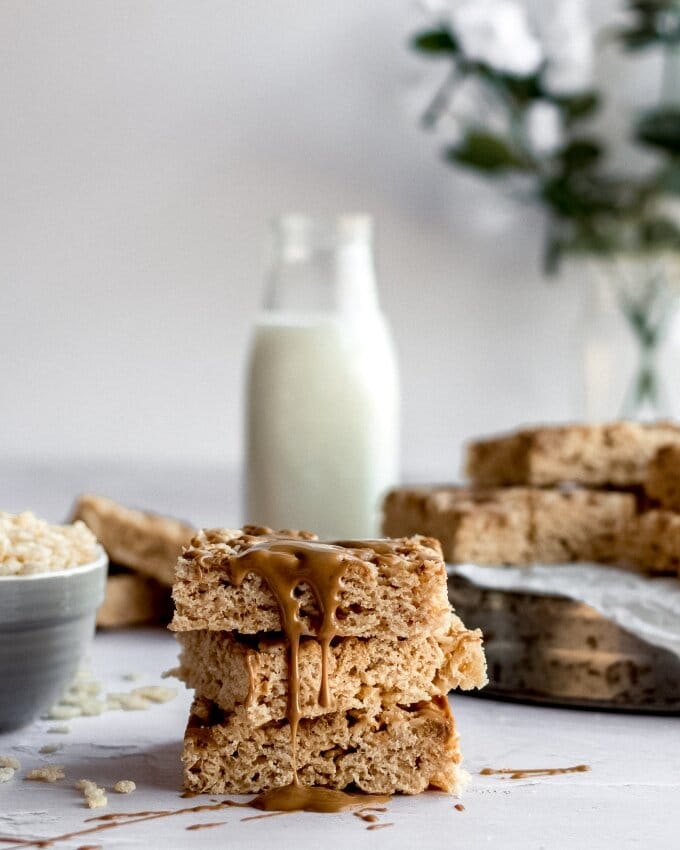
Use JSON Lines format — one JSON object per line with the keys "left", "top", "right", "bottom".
{"left": 384, "top": 421, "right": 680, "bottom": 576}
{"left": 170, "top": 527, "right": 487, "bottom": 798}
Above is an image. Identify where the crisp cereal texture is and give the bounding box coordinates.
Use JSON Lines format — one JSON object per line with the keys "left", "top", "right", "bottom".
{"left": 75, "top": 779, "right": 107, "bottom": 808}
{"left": 0, "top": 511, "right": 98, "bottom": 576}
{"left": 113, "top": 779, "right": 136, "bottom": 793}
{"left": 382, "top": 486, "right": 635, "bottom": 566}
{"left": 26, "top": 765, "right": 65, "bottom": 783}
{"left": 621, "top": 510, "right": 680, "bottom": 576}
{"left": 71, "top": 494, "right": 193, "bottom": 586}
{"left": 645, "top": 445, "right": 680, "bottom": 512}
{"left": 183, "top": 696, "right": 464, "bottom": 796}
{"left": 173, "top": 613, "right": 486, "bottom": 726}
{"left": 97, "top": 571, "right": 172, "bottom": 628}
{"left": 170, "top": 527, "right": 452, "bottom": 638}
{"left": 465, "top": 421, "right": 680, "bottom": 487}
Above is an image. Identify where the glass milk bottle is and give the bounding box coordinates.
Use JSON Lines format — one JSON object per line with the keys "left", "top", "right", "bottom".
{"left": 245, "top": 214, "right": 400, "bottom": 538}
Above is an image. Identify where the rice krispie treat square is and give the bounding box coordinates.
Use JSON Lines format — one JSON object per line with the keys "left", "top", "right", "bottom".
{"left": 170, "top": 527, "right": 452, "bottom": 638}
{"left": 621, "top": 510, "right": 680, "bottom": 576}
{"left": 97, "top": 571, "right": 173, "bottom": 628}
{"left": 382, "top": 486, "right": 533, "bottom": 565}
{"left": 72, "top": 494, "right": 193, "bottom": 587}
{"left": 173, "top": 613, "right": 486, "bottom": 726}
{"left": 382, "top": 486, "right": 634, "bottom": 566}
{"left": 182, "top": 695, "right": 464, "bottom": 796}
{"left": 645, "top": 445, "right": 680, "bottom": 512}
{"left": 465, "top": 421, "right": 680, "bottom": 488}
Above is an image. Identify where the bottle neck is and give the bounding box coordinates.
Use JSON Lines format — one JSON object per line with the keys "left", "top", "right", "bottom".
{"left": 264, "top": 215, "right": 380, "bottom": 315}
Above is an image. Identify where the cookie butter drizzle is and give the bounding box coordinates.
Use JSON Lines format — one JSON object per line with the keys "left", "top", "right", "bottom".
{"left": 0, "top": 801, "right": 246, "bottom": 848}
{"left": 227, "top": 538, "right": 391, "bottom": 814}
{"left": 481, "top": 765, "right": 591, "bottom": 780}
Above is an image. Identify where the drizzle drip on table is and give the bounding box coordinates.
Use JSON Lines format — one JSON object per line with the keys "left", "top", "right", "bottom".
{"left": 481, "top": 765, "right": 591, "bottom": 780}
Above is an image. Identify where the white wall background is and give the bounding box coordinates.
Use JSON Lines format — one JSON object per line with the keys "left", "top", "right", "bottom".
{"left": 0, "top": 0, "right": 666, "bottom": 484}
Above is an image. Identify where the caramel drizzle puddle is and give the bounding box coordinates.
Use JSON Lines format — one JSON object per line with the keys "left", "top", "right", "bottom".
{"left": 227, "top": 539, "right": 391, "bottom": 814}
{"left": 480, "top": 764, "right": 591, "bottom": 780}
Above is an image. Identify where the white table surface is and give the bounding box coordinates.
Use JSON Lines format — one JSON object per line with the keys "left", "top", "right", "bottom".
{"left": 0, "top": 628, "right": 678, "bottom": 850}
{"left": 1, "top": 463, "right": 679, "bottom": 849}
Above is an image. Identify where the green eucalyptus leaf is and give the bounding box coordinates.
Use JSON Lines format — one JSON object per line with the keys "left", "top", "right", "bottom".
{"left": 412, "top": 29, "right": 457, "bottom": 54}
{"left": 446, "top": 132, "right": 526, "bottom": 172}
{"left": 639, "top": 215, "right": 680, "bottom": 248}
{"left": 471, "top": 64, "right": 542, "bottom": 104}
{"left": 559, "top": 139, "right": 603, "bottom": 172}
{"left": 617, "top": 1, "right": 680, "bottom": 49}
{"left": 636, "top": 108, "right": 680, "bottom": 154}
{"left": 550, "top": 91, "right": 600, "bottom": 123}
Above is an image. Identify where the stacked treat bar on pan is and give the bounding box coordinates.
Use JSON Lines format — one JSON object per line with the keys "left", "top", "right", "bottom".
{"left": 384, "top": 421, "right": 680, "bottom": 576}
{"left": 72, "top": 494, "right": 193, "bottom": 627}
{"left": 170, "top": 527, "right": 487, "bottom": 798}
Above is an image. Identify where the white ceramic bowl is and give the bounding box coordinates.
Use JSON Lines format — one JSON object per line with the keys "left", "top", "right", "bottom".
{"left": 0, "top": 547, "right": 108, "bottom": 731}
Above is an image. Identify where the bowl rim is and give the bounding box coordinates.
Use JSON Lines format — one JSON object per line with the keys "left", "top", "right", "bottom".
{"left": 0, "top": 545, "right": 108, "bottom": 582}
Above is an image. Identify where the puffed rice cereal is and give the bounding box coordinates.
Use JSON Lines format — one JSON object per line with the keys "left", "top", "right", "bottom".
{"left": 0, "top": 512, "right": 98, "bottom": 576}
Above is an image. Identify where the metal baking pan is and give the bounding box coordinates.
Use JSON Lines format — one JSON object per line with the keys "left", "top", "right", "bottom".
{"left": 448, "top": 574, "right": 680, "bottom": 714}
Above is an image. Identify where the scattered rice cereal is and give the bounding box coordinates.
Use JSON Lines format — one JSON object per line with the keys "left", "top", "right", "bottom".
{"left": 113, "top": 780, "right": 136, "bottom": 794}
{"left": 132, "top": 686, "right": 176, "bottom": 703}
{"left": 75, "top": 779, "right": 107, "bottom": 809}
{"left": 44, "top": 705, "right": 82, "bottom": 721}
{"left": 26, "top": 765, "right": 65, "bottom": 783}
{"left": 0, "top": 756, "right": 21, "bottom": 770}
{"left": 107, "top": 686, "right": 177, "bottom": 712}
{"left": 0, "top": 767, "right": 15, "bottom": 783}
{"left": 106, "top": 693, "right": 151, "bottom": 711}
{"left": 47, "top": 671, "right": 176, "bottom": 719}
{"left": 0, "top": 512, "right": 98, "bottom": 576}
{"left": 39, "top": 744, "right": 62, "bottom": 755}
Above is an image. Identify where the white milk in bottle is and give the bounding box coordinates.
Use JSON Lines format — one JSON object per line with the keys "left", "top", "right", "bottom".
{"left": 245, "top": 215, "right": 399, "bottom": 538}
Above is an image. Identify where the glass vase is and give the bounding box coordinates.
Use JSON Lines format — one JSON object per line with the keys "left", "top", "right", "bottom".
{"left": 581, "top": 255, "right": 680, "bottom": 421}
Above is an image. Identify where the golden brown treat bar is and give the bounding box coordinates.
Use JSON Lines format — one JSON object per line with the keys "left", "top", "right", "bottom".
{"left": 96, "top": 571, "right": 173, "bottom": 628}
{"left": 72, "top": 493, "right": 194, "bottom": 586}
{"left": 170, "top": 527, "right": 452, "bottom": 637}
{"left": 465, "top": 421, "right": 680, "bottom": 488}
{"left": 182, "top": 695, "right": 464, "bottom": 796}
{"left": 620, "top": 510, "right": 680, "bottom": 576}
{"left": 383, "top": 485, "right": 635, "bottom": 566}
{"left": 645, "top": 445, "right": 680, "bottom": 512}
{"left": 172, "top": 613, "right": 486, "bottom": 726}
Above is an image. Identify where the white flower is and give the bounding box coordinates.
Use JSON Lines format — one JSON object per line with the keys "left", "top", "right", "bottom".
{"left": 538, "top": 0, "right": 594, "bottom": 95}
{"left": 448, "top": 0, "right": 543, "bottom": 78}
{"left": 524, "top": 100, "right": 563, "bottom": 156}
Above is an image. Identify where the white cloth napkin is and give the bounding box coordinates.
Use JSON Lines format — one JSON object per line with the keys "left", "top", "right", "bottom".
{"left": 449, "top": 562, "right": 680, "bottom": 660}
